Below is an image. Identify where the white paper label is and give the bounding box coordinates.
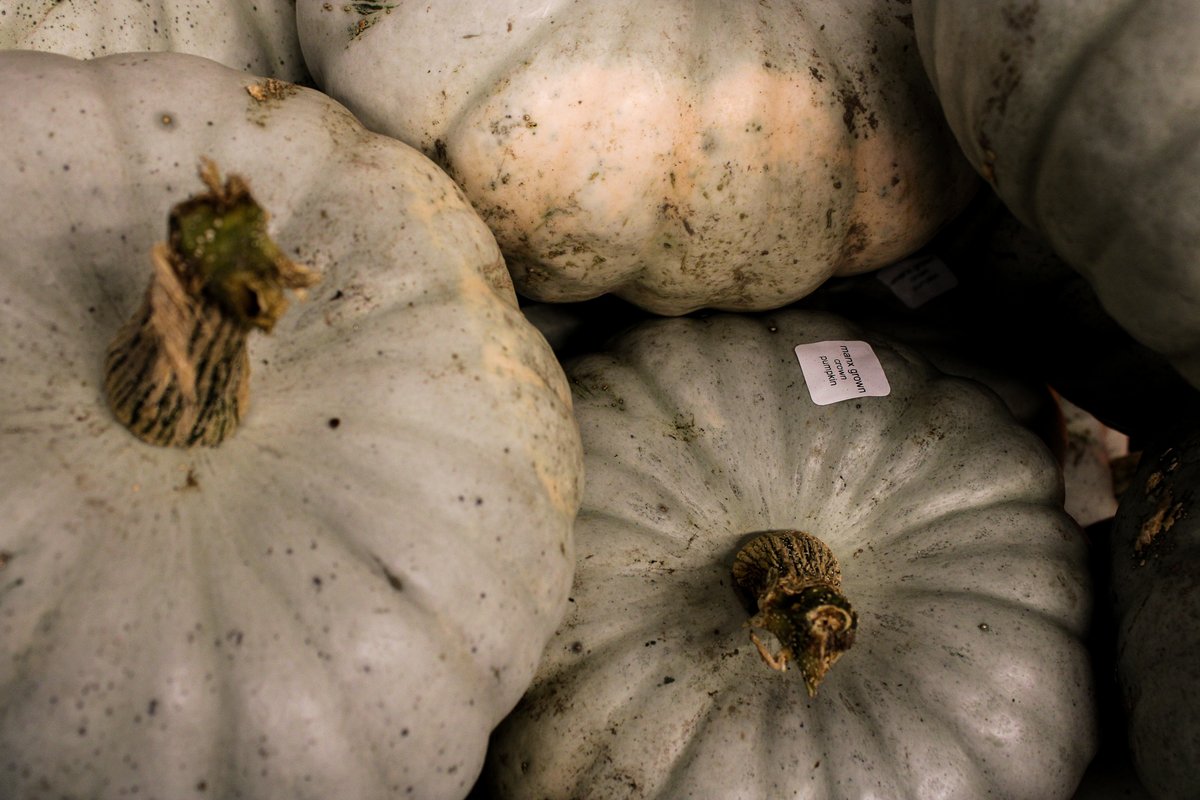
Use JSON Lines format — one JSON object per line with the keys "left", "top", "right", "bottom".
{"left": 794, "top": 340, "right": 891, "bottom": 406}
{"left": 876, "top": 253, "right": 957, "bottom": 308}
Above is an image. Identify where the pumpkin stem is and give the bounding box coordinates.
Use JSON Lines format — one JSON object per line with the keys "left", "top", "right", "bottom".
{"left": 731, "top": 530, "right": 857, "bottom": 697}
{"left": 104, "top": 159, "right": 318, "bottom": 447}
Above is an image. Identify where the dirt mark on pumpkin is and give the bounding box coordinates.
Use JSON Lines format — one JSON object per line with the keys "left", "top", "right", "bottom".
{"left": 246, "top": 78, "right": 298, "bottom": 104}
{"left": 245, "top": 78, "right": 300, "bottom": 126}
{"left": 1134, "top": 450, "right": 1186, "bottom": 563}
{"left": 976, "top": 2, "right": 1040, "bottom": 185}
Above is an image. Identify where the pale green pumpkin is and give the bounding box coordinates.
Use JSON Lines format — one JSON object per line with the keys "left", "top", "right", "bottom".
{"left": 483, "top": 310, "right": 1097, "bottom": 799}
{"left": 913, "top": 0, "right": 1200, "bottom": 389}
{"left": 0, "top": 50, "right": 582, "bottom": 800}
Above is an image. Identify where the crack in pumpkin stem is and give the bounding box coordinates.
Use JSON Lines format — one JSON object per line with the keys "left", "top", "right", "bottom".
{"left": 104, "top": 159, "right": 318, "bottom": 448}
{"left": 732, "top": 530, "right": 857, "bottom": 697}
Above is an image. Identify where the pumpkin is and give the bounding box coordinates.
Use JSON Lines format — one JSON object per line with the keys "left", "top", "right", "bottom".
{"left": 297, "top": 0, "right": 979, "bottom": 314}
{"left": 0, "top": 50, "right": 582, "bottom": 800}
{"left": 0, "top": 0, "right": 309, "bottom": 81}
{"left": 481, "top": 310, "right": 1097, "bottom": 799}
{"left": 912, "top": 0, "right": 1200, "bottom": 389}
{"left": 1109, "top": 420, "right": 1200, "bottom": 799}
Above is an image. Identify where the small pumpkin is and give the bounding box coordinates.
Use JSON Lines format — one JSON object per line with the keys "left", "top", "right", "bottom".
{"left": 298, "top": 0, "right": 978, "bottom": 314}
{"left": 1, "top": 0, "right": 309, "bottom": 81}
{"left": 912, "top": 0, "right": 1200, "bottom": 389}
{"left": 0, "top": 50, "right": 582, "bottom": 800}
{"left": 482, "top": 310, "right": 1097, "bottom": 799}
{"left": 1109, "top": 420, "right": 1200, "bottom": 799}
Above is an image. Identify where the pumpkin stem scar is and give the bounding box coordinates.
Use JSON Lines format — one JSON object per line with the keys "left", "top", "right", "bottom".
{"left": 104, "top": 158, "right": 319, "bottom": 448}
{"left": 732, "top": 530, "right": 857, "bottom": 697}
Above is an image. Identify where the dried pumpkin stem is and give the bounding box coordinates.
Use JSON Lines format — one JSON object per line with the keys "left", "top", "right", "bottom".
{"left": 104, "top": 159, "right": 318, "bottom": 447}
{"left": 731, "top": 530, "right": 857, "bottom": 697}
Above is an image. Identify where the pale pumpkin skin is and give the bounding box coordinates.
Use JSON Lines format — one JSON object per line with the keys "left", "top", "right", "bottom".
{"left": 297, "top": 0, "right": 979, "bottom": 314}
{"left": 912, "top": 0, "right": 1200, "bottom": 389}
{"left": 0, "top": 51, "right": 582, "bottom": 800}
{"left": 483, "top": 311, "right": 1097, "bottom": 799}
{"left": 0, "top": 0, "right": 308, "bottom": 81}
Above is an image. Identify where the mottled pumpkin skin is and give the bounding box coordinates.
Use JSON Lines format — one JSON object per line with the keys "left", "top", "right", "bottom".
{"left": 0, "top": 0, "right": 308, "bottom": 81}
{"left": 913, "top": 0, "right": 1200, "bottom": 389}
{"left": 0, "top": 51, "right": 582, "bottom": 800}
{"left": 1110, "top": 422, "right": 1200, "bottom": 800}
{"left": 298, "top": 0, "right": 978, "bottom": 314}
{"left": 482, "top": 311, "right": 1097, "bottom": 799}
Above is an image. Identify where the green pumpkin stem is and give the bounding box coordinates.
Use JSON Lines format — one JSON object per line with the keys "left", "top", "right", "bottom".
{"left": 104, "top": 159, "right": 318, "bottom": 448}
{"left": 731, "top": 530, "right": 857, "bottom": 697}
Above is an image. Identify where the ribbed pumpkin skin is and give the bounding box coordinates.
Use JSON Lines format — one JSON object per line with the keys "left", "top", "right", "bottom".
{"left": 912, "top": 0, "right": 1200, "bottom": 389}
{"left": 483, "top": 311, "right": 1096, "bottom": 799}
{"left": 0, "top": 0, "right": 308, "bottom": 80}
{"left": 1110, "top": 422, "right": 1200, "bottom": 800}
{"left": 0, "top": 51, "right": 582, "bottom": 800}
{"left": 297, "top": 0, "right": 978, "bottom": 315}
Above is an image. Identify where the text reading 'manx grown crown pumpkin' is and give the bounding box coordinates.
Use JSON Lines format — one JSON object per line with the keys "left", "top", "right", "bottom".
{"left": 0, "top": 50, "right": 582, "bottom": 800}
{"left": 482, "top": 310, "right": 1097, "bottom": 800}
{"left": 298, "top": 0, "right": 978, "bottom": 314}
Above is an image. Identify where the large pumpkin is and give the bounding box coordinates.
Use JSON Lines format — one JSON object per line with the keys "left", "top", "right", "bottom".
{"left": 1110, "top": 420, "right": 1200, "bottom": 800}
{"left": 0, "top": 0, "right": 308, "bottom": 81}
{"left": 0, "top": 50, "right": 582, "bottom": 800}
{"left": 911, "top": 0, "right": 1200, "bottom": 389}
{"left": 481, "top": 310, "right": 1097, "bottom": 798}
{"left": 298, "top": 0, "right": 978, "bottom": 314}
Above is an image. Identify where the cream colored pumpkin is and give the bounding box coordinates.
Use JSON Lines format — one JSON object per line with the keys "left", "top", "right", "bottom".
{"left": 0, "top": 50, "right": 581, "bottom": 800}
{"left": 298, "top": 0, "right": 978, "bottom": 314}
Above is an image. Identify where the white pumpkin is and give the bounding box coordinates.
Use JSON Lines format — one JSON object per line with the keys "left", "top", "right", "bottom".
{"left": 482, "top": 310, "right": 1097, "bottom": 799}
{"left": 0, "top": 50, "right": 582, "bottom": 800}
{"left": 297, "top": 0, "right": 978, "bottom": 314}
{"left": 1, "top": 0, "right": 308, "bottom": 81}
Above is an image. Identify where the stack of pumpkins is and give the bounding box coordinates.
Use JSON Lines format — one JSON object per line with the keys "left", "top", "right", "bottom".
{"left": 1, "top": 2, "right": 1196, "bottom": 798}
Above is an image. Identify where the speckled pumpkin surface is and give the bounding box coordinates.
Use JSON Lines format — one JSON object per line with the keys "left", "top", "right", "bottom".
{"left": 482, "top": 310, "right": 1097, "bottom": 799}
{"left": 1, "top": 0, "right": 309, "bottom": 81}
{"left": 0, "top": 50, "right": 582, "bottom": 800}
{"left": 298, "top": 0, "right": 978, "bottom": 314}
